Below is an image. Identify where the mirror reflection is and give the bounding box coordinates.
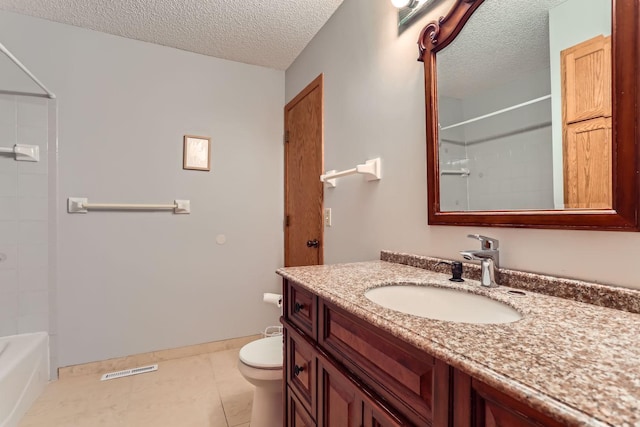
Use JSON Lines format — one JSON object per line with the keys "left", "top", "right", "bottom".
{"left": 436, "top": 0, "right": 611, "bottom": 212}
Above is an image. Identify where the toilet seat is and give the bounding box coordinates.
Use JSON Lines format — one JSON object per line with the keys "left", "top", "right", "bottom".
{"left": 239, "top": 336, "right": 283, "bottom": 369}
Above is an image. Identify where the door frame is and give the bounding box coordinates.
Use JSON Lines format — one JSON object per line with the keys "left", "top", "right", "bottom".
{"left": 284, "top": 74, "right": 325, "bottom": 266}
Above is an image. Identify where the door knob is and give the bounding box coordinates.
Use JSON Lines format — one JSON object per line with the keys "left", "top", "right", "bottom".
{"left": 306, "top": 239, "right": 320, "bottom": 248}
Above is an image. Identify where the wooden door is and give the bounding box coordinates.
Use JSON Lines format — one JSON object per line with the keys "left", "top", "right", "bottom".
{"left": 562, "top": 35, "right": 612, "bottom": 209}
{"left": 285, "top": 75, "right": 324, "bottom": 267}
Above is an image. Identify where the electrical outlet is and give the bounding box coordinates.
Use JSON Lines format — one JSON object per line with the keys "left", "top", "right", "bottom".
{"left": 324, "top": 208, "right": 332, "bottom": 227}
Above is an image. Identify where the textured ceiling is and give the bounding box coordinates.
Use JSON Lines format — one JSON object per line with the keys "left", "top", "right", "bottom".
{"left": 0, "top": 0, "right": 344, "bottom": 70}
{"left": 437, "top": 0, "right": 570, "bottom": 98}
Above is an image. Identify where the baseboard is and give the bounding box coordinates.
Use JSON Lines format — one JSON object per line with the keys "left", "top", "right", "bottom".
{"left": 58, "top": 334, "right": 262, "bottom": 379}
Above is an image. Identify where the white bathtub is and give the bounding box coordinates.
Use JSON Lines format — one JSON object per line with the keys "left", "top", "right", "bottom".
{"left": 0, "top": 333, "right": 49, "bottom": 427}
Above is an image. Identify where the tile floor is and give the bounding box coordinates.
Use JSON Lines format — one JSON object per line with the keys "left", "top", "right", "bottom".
{"left": 19, "top": 348, "right": 255, "bottom": 427}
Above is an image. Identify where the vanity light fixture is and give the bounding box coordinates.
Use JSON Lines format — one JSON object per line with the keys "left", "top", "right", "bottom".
{"left": 396, "top": 0, "right": 435, "bottom": 32}
{"left": 391, "top": 0, "right": 419, "bottom": 9}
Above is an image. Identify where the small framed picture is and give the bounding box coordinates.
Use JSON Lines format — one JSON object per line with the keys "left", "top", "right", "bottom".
{"left": 183, "top": 135, "right": 211, "bottom": 171}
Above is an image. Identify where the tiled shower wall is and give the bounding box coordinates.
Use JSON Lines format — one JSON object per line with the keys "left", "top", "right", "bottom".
{"left": 438, "top": 68, "right": 554, "bottom": 211}
{"left": 0, "top": 94, "right": 57, "bottom": 371}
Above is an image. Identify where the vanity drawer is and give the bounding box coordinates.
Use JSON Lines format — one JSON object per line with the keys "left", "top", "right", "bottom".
{"left": 285, "top": 280, "right": 317, "bottom": 338}
{"left": 319, "top": 300, "right": 438, "bottom": 425}
{"left": 285, "top": 325, "right": 317, "bottom": 419}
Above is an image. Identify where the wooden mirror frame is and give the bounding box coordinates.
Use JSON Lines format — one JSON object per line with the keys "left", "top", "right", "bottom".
{"left": 418, "top": 0, "right": 639, "bottom": 230}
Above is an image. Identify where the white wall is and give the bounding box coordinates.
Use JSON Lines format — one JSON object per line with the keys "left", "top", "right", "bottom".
{"left": 0, "top": 11, "right": 285, "bottom": 367}
{"left": 286, "top": 0, "right": 640, "bottom": 291}
{"left": 549, "top": 0, "right": 611, "bottom": 208}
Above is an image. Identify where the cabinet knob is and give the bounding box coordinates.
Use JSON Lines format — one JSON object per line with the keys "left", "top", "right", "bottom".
{"left": 293, "top": 364, "right": 305, "bottom": 377}
{"left": 294, "top": 302, "right": 304, "bottom": 313}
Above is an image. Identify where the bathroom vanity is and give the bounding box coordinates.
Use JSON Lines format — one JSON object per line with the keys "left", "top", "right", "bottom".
{"left": 278, "top": 254, "right": 640, "bottom": 426}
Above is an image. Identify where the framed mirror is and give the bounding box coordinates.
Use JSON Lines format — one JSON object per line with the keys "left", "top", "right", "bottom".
{"left": 418, "top": 0, "right": 639, "bottom": 230}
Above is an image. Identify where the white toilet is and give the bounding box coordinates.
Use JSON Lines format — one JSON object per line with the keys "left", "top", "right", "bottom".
{"left": 238, "top": 335, "right": 283, "bottom": 427}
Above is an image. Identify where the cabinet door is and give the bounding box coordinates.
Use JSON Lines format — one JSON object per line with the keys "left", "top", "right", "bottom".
{"left": 453, "top": 371, "right": 564, "bottom": 427}
{"left": 320, "top": 301, "right": 435, "bottom": 425}
{"left": 288, "top": 387, "right": 316, "bottom": 427}
{"left": 472, "top": 381, "right": 563, "bottom": 427}
{"left": 563, "top": 117, "right": 612, "bottom": 208}
{"left": 562, "top": 34, "right": 611, "bottom": 124}
{"left": 363, "top": 398, "right": 409, "bottom": 427}
{"left": 318, "top": 358, "right": 362, "bottom": 427}
{"left": 561, "top": 34, "right": 612, "bottom": 209}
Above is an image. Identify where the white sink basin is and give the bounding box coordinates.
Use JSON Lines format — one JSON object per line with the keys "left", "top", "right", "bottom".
{"left": 365, "top": 285, "right": 522, "bottom": 324}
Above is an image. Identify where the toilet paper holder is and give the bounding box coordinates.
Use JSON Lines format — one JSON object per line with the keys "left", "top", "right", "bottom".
{"left": 263, "top": 293, "right": 283, "bottom": 308}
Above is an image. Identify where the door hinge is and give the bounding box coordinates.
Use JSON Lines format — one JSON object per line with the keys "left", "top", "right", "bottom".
{"left": 285, "top": 215, "right": 290, "bottom": 227}
{"left": 284, "top": 130, "right": 290, "bottom": 144}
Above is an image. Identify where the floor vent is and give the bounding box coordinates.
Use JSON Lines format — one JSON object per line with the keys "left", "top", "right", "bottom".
{"left": 100, "top": 364, "right": 158, "bottom": 381}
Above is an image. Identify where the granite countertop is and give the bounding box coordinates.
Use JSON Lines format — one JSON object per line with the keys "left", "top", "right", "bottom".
{"left": 277, "top": 260, "right": 640, "bottom": 427}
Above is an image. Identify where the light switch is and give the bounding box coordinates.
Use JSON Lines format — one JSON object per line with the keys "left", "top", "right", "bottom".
{"left": 324, "top": 208, "right": 332, "bottom": 227}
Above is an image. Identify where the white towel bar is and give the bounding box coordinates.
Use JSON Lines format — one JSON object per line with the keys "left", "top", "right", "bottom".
{"left": 321, "top": 158, "right": 382, "bottom": 188}
{"left": 67, "top": 198, "right": 190, "bottom": 214}
{"left": 0, "top": 144, "right": 40, "bottom": 162}
{"left": 441, "top": 168, "right": 470, "bottom": 176}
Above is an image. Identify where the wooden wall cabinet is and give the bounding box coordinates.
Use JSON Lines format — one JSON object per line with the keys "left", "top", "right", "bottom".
{"left": 283, "top": 280, "right": 565, "bottom": 427}
{"left": 562, "top": 35, "right": 612, "bottom": 209}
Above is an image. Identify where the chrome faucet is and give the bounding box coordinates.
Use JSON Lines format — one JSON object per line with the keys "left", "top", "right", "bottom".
{"left": 460, "top": 234, "right": 499, "bottom": 288}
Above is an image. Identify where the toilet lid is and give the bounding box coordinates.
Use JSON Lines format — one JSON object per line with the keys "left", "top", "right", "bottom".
{"left": 239, "top": 336, "right": 283, "bottom": 369}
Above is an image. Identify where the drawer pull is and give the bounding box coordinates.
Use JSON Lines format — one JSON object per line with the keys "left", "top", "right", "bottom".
{"left": 293, "top": 364, "right": 305, "bottom": 377}
{"left": 294, "top": 302, "right": 305, "bottom": 313}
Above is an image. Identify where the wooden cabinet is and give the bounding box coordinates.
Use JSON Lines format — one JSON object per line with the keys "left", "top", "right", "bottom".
{"left": 283, "top": 279, "right": 562, "bottom": 427}
{"left": 319, "top": 299, "right": 439, "bottom": 425}
{"left": 562, "top": 35, "right": 612, "bottom": 209}
{"left": 287, "top": 387, "right": 316, "bottom": 427}
{"left": 452, "top": 370, "right": 564, "bottom": 427}
{"left": 318, "top": 356, "right": 410, "bottom": 427}
{"left": 564, "top": 117, "right": 611, "bottom": 208}
{"left": 286, "top": 327, "right": 317, "bottom": 418}
{"left": 318, "top": 357, "right": 362, "bottom": 427}
{"left": 471, "top": 381, "right": 561, "bottom": 427}
{"left": 286, "top": 280, "right": 317, "bottom": 339}
{"left": 362, "top": 392, "right": 410, "bottom": 427}
{"left": 284, "top": 298, "right": 409, "bottom": 426}
{"left": 562, "top": 35, "right": 611, "bottom": 124}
